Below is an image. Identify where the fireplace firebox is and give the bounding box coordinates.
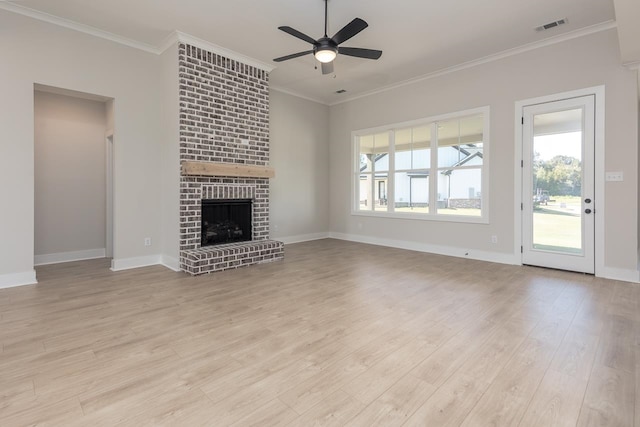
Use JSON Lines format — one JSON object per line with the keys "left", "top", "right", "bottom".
{"left": 201, "top": 199, "right": 252, "bottom": 247}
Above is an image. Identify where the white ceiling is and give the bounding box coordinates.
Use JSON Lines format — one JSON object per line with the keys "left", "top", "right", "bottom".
{"left": 3, "top": 0, "right": 631, "bottom": 104}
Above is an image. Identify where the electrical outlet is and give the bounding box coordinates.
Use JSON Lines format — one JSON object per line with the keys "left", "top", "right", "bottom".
{"left": 491, "top": 235, "right": 498, "bottom": 244}
{"left": 144, "top": 237, "right": 152, "bottom": 246}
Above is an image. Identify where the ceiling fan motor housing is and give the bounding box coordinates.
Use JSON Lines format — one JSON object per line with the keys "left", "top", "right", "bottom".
{"left": 313, "top": 37, "right": 338, "bottom": 56}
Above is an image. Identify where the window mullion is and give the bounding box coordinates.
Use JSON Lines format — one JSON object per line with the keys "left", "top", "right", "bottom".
{"left": 430, "top": 122, "right": 438, "bottom": 215}
{"left": 388, "top": 130, "right": 395, "bottom": 213}
{"left": 354, "top": 136, "right": 360, "bottom": 212}
{"left": 370, "top": 137, "right": 376, "bottom": 212}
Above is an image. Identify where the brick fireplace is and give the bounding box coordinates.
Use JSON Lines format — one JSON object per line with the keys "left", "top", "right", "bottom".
{"left": 178, "top": 43, "right": 283, "bottom": 275}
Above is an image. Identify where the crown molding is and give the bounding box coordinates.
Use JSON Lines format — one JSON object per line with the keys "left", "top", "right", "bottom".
{"left": 329, "top": 19, "right": 618, "bottom": 106}
{"left": 1, "top": 2, "right": 620, "bottom": 103}
{"left": 0, "top": 2, "right": 274, "bottom": 71}
{"left": 269, "top": 85, "right": 327, "bottom": 105}
{"left": 0, "top": 1, "right": 161, "bottom": 54}
{"left": 166, "top": 31, "right": 274, "bottom": 72}
{"left": 624, "top": 61, "right": 640, "bottom": 70}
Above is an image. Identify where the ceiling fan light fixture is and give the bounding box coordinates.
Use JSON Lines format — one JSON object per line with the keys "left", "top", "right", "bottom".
{"left": 315, "top": 47, "right": 337, "bottom": 63}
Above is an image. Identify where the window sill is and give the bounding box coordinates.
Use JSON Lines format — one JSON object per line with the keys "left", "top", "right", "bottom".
{"left": 351, "top": 210, "right": 489, "bottom": 224}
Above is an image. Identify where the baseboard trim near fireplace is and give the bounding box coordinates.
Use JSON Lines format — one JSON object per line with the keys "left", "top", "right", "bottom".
{"left": 111, "top": 255, "right": 162, "bottom": 272}
{"left": 0, "top": 270, "right": 37, "bottom": 289}
{"left": 278, "top": 232, "right": 330, "bottom": 245}
{"left": 35, "top": 248, "right": 106, "bottom": 266}
{"left": 160, "top": 255, "right": 180, "bottom": 272}
{"left": 110, "top": 254, "right": 183, "bottom": 273}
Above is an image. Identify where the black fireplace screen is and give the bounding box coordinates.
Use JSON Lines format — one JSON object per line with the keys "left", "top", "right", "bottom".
{"left": 201, "top": 199, "right": 252, "bottom": 246}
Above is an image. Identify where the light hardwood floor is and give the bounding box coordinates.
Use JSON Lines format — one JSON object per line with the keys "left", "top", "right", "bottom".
{"left": 1, "top": 239, "right": 637, "bottom": 426}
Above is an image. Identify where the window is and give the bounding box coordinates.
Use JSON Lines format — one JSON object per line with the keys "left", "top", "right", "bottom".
{"left": 353, "top": 107, "right": 489, "bottom": 222}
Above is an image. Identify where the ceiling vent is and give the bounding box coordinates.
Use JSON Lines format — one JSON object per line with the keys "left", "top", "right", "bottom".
{"left": 535, "top": 18, "right": 567, "bottom": 32}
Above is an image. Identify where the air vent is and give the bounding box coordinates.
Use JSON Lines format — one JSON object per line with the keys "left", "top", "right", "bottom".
{"left": 535, "top": 18, "right": 567, "bottom": 32}
{"left": 335, "top": 89, "right": 347, "bottom": 94}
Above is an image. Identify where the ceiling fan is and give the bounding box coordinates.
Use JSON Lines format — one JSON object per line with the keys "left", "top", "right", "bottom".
{"left": 273, "top": 0, "right": 382, "bottom": 75}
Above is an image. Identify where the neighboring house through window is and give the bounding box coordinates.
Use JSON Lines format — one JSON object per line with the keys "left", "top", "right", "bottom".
{"left": 354, "top": 106, "right": 489, "bottom": 222}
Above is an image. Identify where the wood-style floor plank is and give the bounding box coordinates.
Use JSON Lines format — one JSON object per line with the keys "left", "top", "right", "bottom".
{"left": 0, "top": 239, "right": 636, "bottom": 426}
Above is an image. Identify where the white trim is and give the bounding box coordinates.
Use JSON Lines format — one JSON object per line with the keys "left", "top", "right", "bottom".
{"left": 328, "top": 233, "right": 639, "bottom": 283}
{"left": 110, "top": 255, "right": 161, "bottom": 271}
{"left": 0, "top": 270, "right": 37, "bottom": 289}
{"left": 351, "top": 210, "right": 488, "bottom": 224}
{"left": 160, "top": 255, "right": 180, "bottom": 272}
{"left": 278, "top": 232, "right": 330, "bottom": 244}
{"left": 0, "top": 2, "right": 160, "bottom": 54}
{"left": 34, "top": 248, "right": 106, "bottom": 266}
{"left": 328, "top": 232, "right": 520, "bottom": 265}
{"left": 0, "top": 5, "right": 274, "bottom": 72}
{"left": 351, "top": 106, "right": 490, "bottom": 224}
{"left": 599, "top": 266, "right": 640, "bottom": 283}
{"left": 270, "top": 86, "right": 327, "bottom": 105}
{"left": 34, "top": 83, "right": 112, "bottom": 102}
{"left": 514, "top": 85, "right": 606, "bottom": 277}
{"left": 157, "top": 31, "right": 180, "bottom": 54}
{"left": 166, "top": 31, "right": 274, "bottom": 72}
{"left": 0, "top": 3, "right": 616, "bottom": 104}
{"left": 329, "top": 20, "right": 617, "bottom": 107}
{"left": 623, "top": 61, "right": 640, "bottom": 71}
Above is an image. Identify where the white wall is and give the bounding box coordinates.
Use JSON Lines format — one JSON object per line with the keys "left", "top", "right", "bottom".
{"left": 329, "top": 29, "right": 639, "bottom": 276}
{"left": 0, "top": 10, "right": 163, "bottom": 284}
{"left": 34, "top": 91, "right": 107, "bottom": 258}
{"left": 269, "top": 90, "right": 330, "bottom": 242}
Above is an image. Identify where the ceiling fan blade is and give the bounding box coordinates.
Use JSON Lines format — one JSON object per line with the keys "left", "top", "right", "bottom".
{"left": 331, "top": 18, "right": 368, "bottom": 45}
{"left": 339, "top": 47, "right": 383, "bottom": 60}
{"left": 321, "top": 61, "right": 334, "bottom": 75}
{"left": 273, "top": 50, "right": 314, "bottom": 62}
{"left": 278, "top": 26, "right": 317, "bottom": 45}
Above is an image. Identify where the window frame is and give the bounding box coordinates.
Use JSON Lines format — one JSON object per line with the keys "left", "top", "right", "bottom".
{"left": 352, "top": 106, "right": 490, "bottom": 224}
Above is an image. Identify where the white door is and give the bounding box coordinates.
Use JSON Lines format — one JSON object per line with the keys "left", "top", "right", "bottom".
{"left": 522, "top": 95, "right": 595, "bottom": 273}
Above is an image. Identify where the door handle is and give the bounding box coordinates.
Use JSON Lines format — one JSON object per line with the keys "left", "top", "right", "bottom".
{"left": 585, "top": 208, "right": 592, "bottom": 214}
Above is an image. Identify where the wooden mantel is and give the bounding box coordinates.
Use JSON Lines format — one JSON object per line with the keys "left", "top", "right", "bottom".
{"left": 181, "top": 161, "right": 275, "bottom": 179}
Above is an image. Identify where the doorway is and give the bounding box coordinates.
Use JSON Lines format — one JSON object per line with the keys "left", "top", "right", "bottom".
{"left": 33, "top": 85, "right": 114, "bottom": 267}
{"left": 517, "top": 89, "right": 603, "bottom": 274}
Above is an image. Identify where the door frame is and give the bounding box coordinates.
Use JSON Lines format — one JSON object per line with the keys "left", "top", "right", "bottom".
{"left": 106, "top": 131, "right": 114, "bottom": 259}
{"left": 514, "top": 86, "right": 605, "bottom": 275}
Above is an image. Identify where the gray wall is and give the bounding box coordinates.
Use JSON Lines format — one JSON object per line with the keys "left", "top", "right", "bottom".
{"left": 34, "top": 91, "right": 107, "bottom": 257}
{"left": 270, "top": 90, "right": 330, "bottom": 241}
{"left": 0, "top": 10, "right": 163, "bottom": 282}
{"left": 329, "top": 29, "right": 639, "bottom": 274}
{"left": 160, "top": 43, "right": 180, "bottom": 269}
{"left": 2, "top": 8, "right": 638, "bottom": 284}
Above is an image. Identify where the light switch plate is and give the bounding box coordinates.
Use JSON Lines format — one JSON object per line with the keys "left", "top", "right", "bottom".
{"left": 605, "top": 171, "right": 623, "bottom": 182}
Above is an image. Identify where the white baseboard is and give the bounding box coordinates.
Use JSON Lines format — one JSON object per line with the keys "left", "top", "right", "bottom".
{"left": 0, "top": 270, "right": 37, "bottom": 289}
{"left": 329, "top": 232, "right": 640, "bottom": 283}
{"left": 278, "top": 232, "right": 330, "bottom": 245}
{"left": 328, "top": 232, "right": 521, "bottom": 266}
{"left": 111, "top": 255, "right": 162, "bottom": 271}
{"left": 160, "top": 255, "right": 180, "bottom": 272}
{"left": 599, "top": 266, "right": 640, "bottom": 283}
{"left": 34, "top": 248, "right": 106, "bottom": 266}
